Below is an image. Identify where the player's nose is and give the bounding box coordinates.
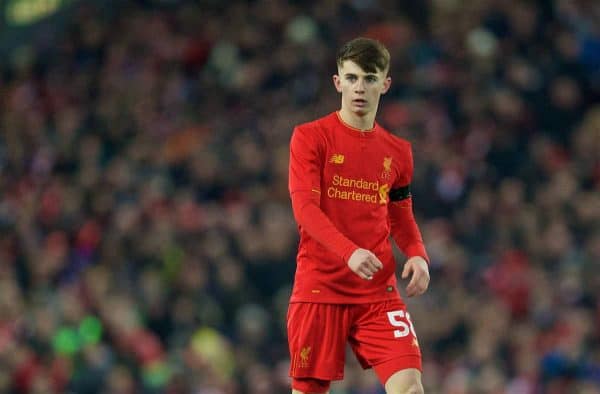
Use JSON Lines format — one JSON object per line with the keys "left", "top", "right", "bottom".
{"left": 354, "top": 78, "right": 366, "bottom": 93}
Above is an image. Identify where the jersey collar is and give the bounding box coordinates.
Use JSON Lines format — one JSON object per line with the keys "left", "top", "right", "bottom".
{"left": 335, "top": 111, "right": 379, "bottom": 138}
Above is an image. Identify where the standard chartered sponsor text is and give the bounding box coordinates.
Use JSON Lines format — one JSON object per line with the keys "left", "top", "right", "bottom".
{"left": 327, "top": 174, "right": 381, "bottom": 203}
{"left": 332, "top": 174, "right": 379, "bottom": 190}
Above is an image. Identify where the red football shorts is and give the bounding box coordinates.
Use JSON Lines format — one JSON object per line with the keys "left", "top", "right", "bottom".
{"left": 287, "top": 299, "right": 422, "bottom": 388}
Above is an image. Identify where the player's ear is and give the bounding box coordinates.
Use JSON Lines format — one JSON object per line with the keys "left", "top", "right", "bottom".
{"left": 381, "top": 76, "right": 392, "bottom": 94}
{"left": 333, "top": 74, "right": 342, "bottom": 93}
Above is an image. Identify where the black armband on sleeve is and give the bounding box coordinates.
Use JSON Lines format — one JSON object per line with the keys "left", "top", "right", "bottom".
{"left": 389, "top": 185, "right": 411, "bottom": 201}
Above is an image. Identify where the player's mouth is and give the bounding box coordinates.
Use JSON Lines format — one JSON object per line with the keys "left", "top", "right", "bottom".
{"left": 353, "top": 99, "right": 367, "bottom": 107}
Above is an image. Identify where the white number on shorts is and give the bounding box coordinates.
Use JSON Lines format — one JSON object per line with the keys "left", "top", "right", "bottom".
{"left": 387, "top": 310, "right": 416, "bottom": 338}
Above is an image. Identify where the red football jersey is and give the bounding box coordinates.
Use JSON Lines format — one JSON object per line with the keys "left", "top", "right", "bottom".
{"left": 288, "top": 112, "right": 428, "bottom": 304}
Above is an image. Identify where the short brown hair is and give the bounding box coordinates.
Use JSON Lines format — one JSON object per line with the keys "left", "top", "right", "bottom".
{"left": 336, "top": 37, "right": 391, "bottom": 74}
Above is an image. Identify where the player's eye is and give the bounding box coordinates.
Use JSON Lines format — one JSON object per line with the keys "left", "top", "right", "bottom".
{"left": 366, "top": 76, "right": 377, "bottom": 83}
{"left": 346, "top": 75, "right": 357, "bottom": 82}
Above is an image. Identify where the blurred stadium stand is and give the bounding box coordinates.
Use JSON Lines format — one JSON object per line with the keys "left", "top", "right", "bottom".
{"left": 0, "top": 0, "right": 599, "bottom": 393}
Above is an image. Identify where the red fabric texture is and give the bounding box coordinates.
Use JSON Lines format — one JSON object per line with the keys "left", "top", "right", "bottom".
{"left": 288, "top": 112, "right": 428, "bottom": 304}
{"left": 288, "top": 301, "right": 422, "bottom": 381}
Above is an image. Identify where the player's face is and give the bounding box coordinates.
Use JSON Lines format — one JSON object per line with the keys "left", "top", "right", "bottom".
{"left": 333, "top": 60, "right": 391, "bottom": 117}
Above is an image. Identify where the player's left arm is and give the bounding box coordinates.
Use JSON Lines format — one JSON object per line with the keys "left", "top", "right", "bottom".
{"left": 388, "top": 145, "right": 430, "bottom": 297}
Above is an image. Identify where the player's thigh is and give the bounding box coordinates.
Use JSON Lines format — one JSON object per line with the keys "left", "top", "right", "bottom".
{"left": 384, "top": 368, "right": 423, "bottom": 394}
{"left": 292, "top": 381, "right": 330, "bottom": 394}
{"left": 287, "top": 303, "right": 350, "bottom": 381}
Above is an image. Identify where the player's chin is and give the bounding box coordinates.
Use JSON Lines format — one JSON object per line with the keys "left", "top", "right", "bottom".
{"left": 352, "top": 107, "right": 369, "bottom": 116}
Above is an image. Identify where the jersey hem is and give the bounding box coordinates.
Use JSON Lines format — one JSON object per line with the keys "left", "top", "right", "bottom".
{"left": 289, "top": 294, "right": 401, "bottom": 304}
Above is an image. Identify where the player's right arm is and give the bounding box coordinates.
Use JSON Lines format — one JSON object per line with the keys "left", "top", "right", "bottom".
{"left": 288, "top": 126, "right": 382, "bottom": 280}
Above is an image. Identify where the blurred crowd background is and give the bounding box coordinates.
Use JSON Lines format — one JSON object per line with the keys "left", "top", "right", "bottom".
{"left": 0, "top": 0, "right": 599, "bottom": 393}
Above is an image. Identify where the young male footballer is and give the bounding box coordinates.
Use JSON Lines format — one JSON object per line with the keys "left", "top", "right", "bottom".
{"left": 287, "top": 37, "right": 431, "bottom": 394}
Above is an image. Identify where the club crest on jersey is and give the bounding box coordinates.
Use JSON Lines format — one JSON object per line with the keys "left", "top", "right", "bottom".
{"left": 381, "top": 157, "right": 392, "bottom": 180}
{"left": 329, "top": 154, "right": 344, "bottom": 164}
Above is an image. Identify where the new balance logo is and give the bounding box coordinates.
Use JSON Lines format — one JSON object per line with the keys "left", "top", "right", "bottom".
{"left": 329, "top": 154, "right": 344, "bottom": 164}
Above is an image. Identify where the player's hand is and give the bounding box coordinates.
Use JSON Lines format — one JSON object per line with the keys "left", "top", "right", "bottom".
{"left": 402, "top": 256, "right": 430, "bottom": 297}
{"left": 347, "top": 248, "right": 383, "bottom": 280}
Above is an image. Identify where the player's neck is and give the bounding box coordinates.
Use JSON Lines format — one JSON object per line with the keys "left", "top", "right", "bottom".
{"left": 338, "top": 108, "right": 376, "bottom": 131}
